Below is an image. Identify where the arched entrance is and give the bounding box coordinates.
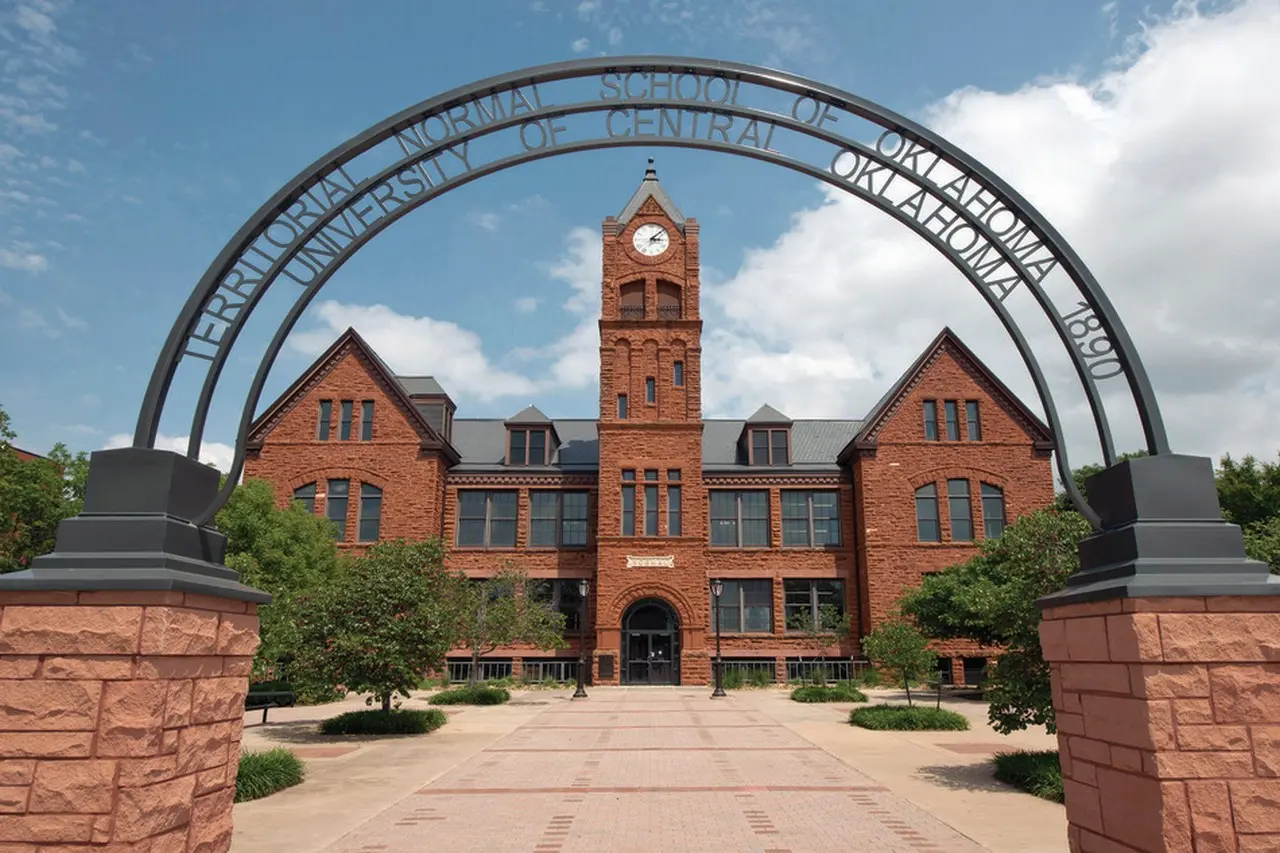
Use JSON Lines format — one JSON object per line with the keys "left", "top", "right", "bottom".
{"left": 621, "top": 598, "right": 680, "bottom": 685}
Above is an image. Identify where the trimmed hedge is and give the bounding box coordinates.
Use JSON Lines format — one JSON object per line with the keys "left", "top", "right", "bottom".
{"left": 235, "top": 748, "right": 305, "bottom": 803}
{"left": 318, "top": 708, "right": 447, "bottom": 735}
{"left": 791, "top": 684, "right": 867, "bottom": 703}
{"left": 993, "top": 750, "right": 1064, "bottom": 803}
{"left": 849, "top": 704, "right": 970, "bottom": 731}
{"left": 428, "top": 686, "right": 511, "bottom": 706}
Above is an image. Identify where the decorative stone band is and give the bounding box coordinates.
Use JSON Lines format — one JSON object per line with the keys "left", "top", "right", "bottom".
{"left": 626, "top": 556, "right": 675, "bottom": 568}
{"left": 1038, "top": 596, "right": 1280, "bottom": 852}
{"left": 0, "top": 590, "right": 260, "bottom": 851}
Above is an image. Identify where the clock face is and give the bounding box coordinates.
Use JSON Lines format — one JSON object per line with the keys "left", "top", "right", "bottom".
{"left": 632, "top": 223, "right": 670, "bottom": 257}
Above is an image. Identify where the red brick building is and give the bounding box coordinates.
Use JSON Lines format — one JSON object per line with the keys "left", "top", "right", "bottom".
{"left": 245, "top": 163, "right": 1055, "bottom": 687}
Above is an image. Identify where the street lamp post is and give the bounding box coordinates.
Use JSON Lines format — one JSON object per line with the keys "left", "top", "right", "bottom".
{"left": 710, "top": 578, "right": 726, "bottom": 698}
{"left": 573, "top": 578, "right": 589, "bottom": 699}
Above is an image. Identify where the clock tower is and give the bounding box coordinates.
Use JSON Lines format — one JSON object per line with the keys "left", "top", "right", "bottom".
{"left": 593, "top": 159, "right": 708, "bottom": 686}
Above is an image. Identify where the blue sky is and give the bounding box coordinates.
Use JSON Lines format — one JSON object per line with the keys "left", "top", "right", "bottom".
{"left": 2, "top": 0, "right": 1278, "bottom": 473}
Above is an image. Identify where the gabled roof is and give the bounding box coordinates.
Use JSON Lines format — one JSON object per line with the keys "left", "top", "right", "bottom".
{"left": 617, "top": 159, "right": 686, "bottom": 232}
{"left": 745, "top": 403, "right": 792, "bottom": 425}
{"left": 398, "top": 376, "right": 447, "bottom": 397}
{"left": 841, "top": 326, "right": 1053, "bottom": 460}
{"left": 246, "top": 327, "right": 460, "bottom": 463}
{"left": 504, "top": 404, "right": 552, "bottom": 425}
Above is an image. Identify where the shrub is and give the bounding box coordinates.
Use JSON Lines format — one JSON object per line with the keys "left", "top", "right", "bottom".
{"left": 318, "top": 708, "right": 447, "bottom": 735}
{"left": 746, "top": 668, "right": 774, "bottom": 688}
{"left": 791, "top": 683, "right": 867, "bottom": 703}
{"left": 722, "top": 668, "right": 745, "bottom": 690}
{"left": 428, "top": 686, "right": 511, "bottom": 706}
{"left": 851, "top": 668, "right": 882, "bottom": 688}
{"left": 235, "top": 748, "right": 305, "bottom": 803}
{"left": 993, "top": 750, "right": 1064, "bottom": 803}
{"left": 850, "top": 704, "right": 970, "bottom": 731}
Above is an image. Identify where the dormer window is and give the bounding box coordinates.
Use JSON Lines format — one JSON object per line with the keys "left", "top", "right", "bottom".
{"left": 504, "top": 404, "right": 556, "bottom": 466}
{"left": 508, "top": 428, "right": 549, "bottom": 466}
{"left": 750, "top": 428, "right": 789, "bottom": 466}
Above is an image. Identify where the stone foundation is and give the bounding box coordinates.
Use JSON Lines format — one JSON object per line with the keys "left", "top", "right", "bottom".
{"left": 1040, "top": 596, "right": 1280, "bottom": 852}
{"left": 0, "top": 590, "right": 258, "bottom": 852}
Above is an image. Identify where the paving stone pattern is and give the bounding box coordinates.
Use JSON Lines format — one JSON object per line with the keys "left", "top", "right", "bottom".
{"left": 322, "top": 690, "right": 987, "bottom": 853}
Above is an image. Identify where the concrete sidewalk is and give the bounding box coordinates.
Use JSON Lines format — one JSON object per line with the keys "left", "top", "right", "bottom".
{"left": 231, "top": 687, "right": 1066, "bottom": 853}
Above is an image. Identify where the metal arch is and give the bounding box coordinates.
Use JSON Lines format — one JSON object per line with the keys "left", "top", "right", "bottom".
{"left": 194, "top": 135, "right": 1098, "bottom": 528}
{"left": 132, "top": 56, "right": 1169, "bottom": 528}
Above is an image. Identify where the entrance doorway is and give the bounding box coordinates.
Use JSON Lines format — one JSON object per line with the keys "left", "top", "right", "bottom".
{"left": 621, "top": 598, "right": 680, "bottom": 685}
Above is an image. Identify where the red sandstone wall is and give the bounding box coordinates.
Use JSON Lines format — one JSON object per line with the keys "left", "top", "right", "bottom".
{"left": 855, "top": 347, "right": 1054, "bottom": 662}
{"left": 244, "top": 346, "right": 449, "bottom": 548}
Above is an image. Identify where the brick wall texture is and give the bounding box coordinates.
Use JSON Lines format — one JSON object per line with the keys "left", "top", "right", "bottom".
{"left": 0, "top": 590, "right": 259, "bottom": 851}
{"left": 244, "top": 186, "right": 1055, "bottom": 687}
{"left": 1039, "top": 596, "right": 1280, "bottom": 853}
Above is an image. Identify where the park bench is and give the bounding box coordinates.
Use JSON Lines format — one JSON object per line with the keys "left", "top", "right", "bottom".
{"left": 244, "top": 690, "right": 296, "bottom": 724}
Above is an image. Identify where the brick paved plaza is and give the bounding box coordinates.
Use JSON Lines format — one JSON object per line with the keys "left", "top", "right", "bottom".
{"left": 301, "top": 690, "right": 991, "bottom": 853}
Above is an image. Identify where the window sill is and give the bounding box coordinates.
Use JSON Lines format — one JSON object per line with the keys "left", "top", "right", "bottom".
{"left": 453, "top": 546, "right": 522, "bottom": 552}
{"left": 779, "top": 544, "right": 845, "bottom": 551}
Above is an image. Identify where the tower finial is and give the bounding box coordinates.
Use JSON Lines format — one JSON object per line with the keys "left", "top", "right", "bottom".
{"left": 645, "top": 157, "right": 657, "bottom": 178}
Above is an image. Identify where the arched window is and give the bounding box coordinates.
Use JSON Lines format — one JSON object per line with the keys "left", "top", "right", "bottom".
{"left": 915, "top": 484, "right": 940, "bottom": 542}
{"left": 657, "top": 281, "right": 682, "bottom": 319}
{"left": 326, "top": 479, "right": 349, "bottom": 540}
{"left": 358, "top": 483, "right": 383, "bottom": 542}
{"left": 981, "top": 483, "right": 1006, "bottom": 538}
{"left": 293, "top": 483, "right": 316, "bottom": 514}
{"left": 619, "top": 280, "right": 644, "bottom": 318}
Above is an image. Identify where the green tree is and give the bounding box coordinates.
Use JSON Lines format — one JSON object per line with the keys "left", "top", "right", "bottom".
{"left": 861, "top": 616, "right": 936, "bottom": 707}
{"left": 1216, "top": 453, "right": 1280, "bottom": 529}
{"left": 451, "top": 566, "right": 566, "bottom": 687}
{"left": 901, "top": 508, "right": 1092, "bottom": 734}
{"left": 292, "top": 538, "right": 458, "bottom": 712}
{"left": 0, "top": 405, "right": 90, "bottom": 573}
{"left": 1244, "top": 515, "right": 1280, "bottom": 574}
{"left": 214, "top": 478, "right": 344, "bottom": 677}
{"left": 785, "top": 602, "right": 852, "bottom": 685}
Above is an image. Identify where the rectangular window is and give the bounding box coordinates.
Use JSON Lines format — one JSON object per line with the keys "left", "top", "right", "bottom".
{"left": 644, "top": 469, "right": 658, "bottom": 481}
{"left": 966, "top": 401, "right": 982, "bottom": 441}
{"left": 645, "top": 377, "right": 656, "bottom": 404}
{"left": 750, "top": 428, "right": 790, "bottom": 465}
{"left": 982, "top": 483, "right": 1006, "bottom": 539}
{"left": 667, "top": 485, "right": 681, "bottom": 536}
{"left": 617, "top": 394, "right": 628, "bottom": 419}
{"left": 528, "top": 429, "right": 547, "bottom": 465}
{"left": 923, "top": 400, "right": 938, "bottom": 441}
{"left": 713, "top": 579, "right": 773, "bottom": 633}
{"left": 529, "top": 491, "right": 590, "bottom": 548}
{"left": 916, "top": 483, "right": 940, "bottom": 542}
{"left": 643, "top": 484, "right": 659, "bottom": 536}
{"left": 530, "top": 579, "right": 583, "bottom": 633}
{"left": 944, "top": 400, "right": 959, "bottom": 441}
{"left": 326, "top": 479, "right": 349, "bottom": 540}
{"left": 709, "top": 491, "right": 770, "bottom": 547}
{"left": 293, "top": 483, "right": 316, "bottom": 514}
{"left": 358, "top": 483, "right": 382, "bottom": 542}
{"left": 339, "top": 400, "right": 353, "bottom": 441}
{"left": 673, "top": 361, "right": 684, "bottom": 386}
{"left": 621, "top": 484, "right": 635, "bottom": 536}
{"left": 781, "top": 490, "right": 841, "bottom": 547}
{"left": 783, "top": 579, "right": 846, "bottom": 631}
{"left": 668, "top": 469, "right": 681, "bottom": 480}
{"left": 360, "top": 401, "right": 374, "bottom": 441}
{"left": 509, "top": 429, "right": 527, "bottom": 465}
{"left": 317, "top": 401, "right": 332, "bottom": 440}
{"left": 456, "top": 490, "right": 518, "bottom": 548}
{"left": 948, "top": 479, "right": 973, "bottom": 541}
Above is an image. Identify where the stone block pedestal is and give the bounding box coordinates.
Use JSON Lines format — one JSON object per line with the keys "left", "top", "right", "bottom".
{"left": 1040, "top": 596, "right": 1280, "bottom": 852}
{"left": 0, "top": 589, "right": 259, "bottom": 852}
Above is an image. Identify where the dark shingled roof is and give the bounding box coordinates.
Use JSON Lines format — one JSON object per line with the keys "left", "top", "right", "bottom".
{"left": 745, "top": 403, "right": 792, "bottom": 424}
{"left": 449, "top": 418, "right": 862, "bottom": 474}
{"left": 505, "top": 404, "right": 552, "bottom": 425}
{"left": 397, "top": 376, "right": 446, "bottom": 396}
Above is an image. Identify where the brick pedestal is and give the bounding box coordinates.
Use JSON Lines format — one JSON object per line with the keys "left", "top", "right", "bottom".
{"left": 0, "top": 590, "right": 258, "bottom": 852}
{"left": 1040, "top": 596, "right": 1280, "bottom": 853}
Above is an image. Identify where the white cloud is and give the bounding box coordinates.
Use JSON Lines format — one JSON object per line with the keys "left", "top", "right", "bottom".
{"left": 696, "top": 0, "right": 1280, "bottom": 468}
{"left": 465, "top": 211, "right": 501, "bottom": 231}
{"left": 104, "top": 433, "right": 235, "bottom": 473}
{"left": 0, "top": 243, "right": 48, "bottom": 272}
{"left": 514, "top": 296, "right": 540, "bottom": 313}
{"left": 517, "top": 226, "right": 603, "bottom": 389}
{"left": 571, "top": 37, "right": 590, "bottom": 53}
{"left": 288, "top": 301, "right": 537, "bottom": 402}
{"left": 0, "top": 143, "right": 21, "bottom": 166}
{"left": 54, "top": 305, "right": 84, "bottom": 328}
{"left": 606, "top": 26, "right": 622, "bottom": 46}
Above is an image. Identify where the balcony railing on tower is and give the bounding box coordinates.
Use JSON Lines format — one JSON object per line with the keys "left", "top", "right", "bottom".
{"left": 620, "top": 305, "right": 645, "bottom": 319}
{"left": 657, "top": 304, "right": 682, "bottom": 320}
